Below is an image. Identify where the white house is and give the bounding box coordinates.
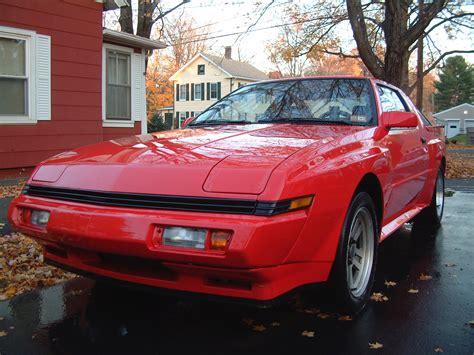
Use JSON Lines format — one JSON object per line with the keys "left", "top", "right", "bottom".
{"left": 169, "top": 47, "right": 268, "bottom": 128}
{"left": 434, "top": 103, "right": 474, "bottom": 138}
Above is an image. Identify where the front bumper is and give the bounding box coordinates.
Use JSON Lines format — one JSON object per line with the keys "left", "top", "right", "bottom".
{"left": 8, "top": 195, "right": 332, "bottom": 300}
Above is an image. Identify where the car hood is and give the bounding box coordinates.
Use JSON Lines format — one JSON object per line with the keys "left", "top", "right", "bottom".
{"left": 31, "top": 124, "right": 367, "bottom": 197}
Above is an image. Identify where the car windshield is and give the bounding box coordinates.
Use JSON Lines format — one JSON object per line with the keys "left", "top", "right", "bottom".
{"left": 189, "top": 78, "right": 377, "bottom": 126}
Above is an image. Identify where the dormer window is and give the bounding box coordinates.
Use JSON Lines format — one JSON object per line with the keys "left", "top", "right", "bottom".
{"left": 197, "top": 64, "right": 205, "bottom": 75}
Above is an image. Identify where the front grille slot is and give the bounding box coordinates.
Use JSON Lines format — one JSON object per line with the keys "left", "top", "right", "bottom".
{"left": 24, "top": 185, "right": 258, "bottom": 215}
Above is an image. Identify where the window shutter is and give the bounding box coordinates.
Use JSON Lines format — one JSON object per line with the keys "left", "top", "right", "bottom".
{"left": 186, "top": 111, "right": 190, "bottom": 118}
{"left": 191, "top": 83, "right": 194, "bottom": 101}
{"left": 217, "top": 82, "right": 221, "bottom": 100}
{"left": 176, "top": 84, "right": 180, "bottom": 101}
{"left": 186, "top": 84, "right": 190, "bottom": 101}
{"left": 201, "top": 83, "right": 205, "bottom": 98}
{"left": 191, "top": 111, "right": 194, "bottom": 117}
{"left": 206, "top": 82, "right": 210, "bottom": 100}
{"left": 36, "top": 34, "right": 51, "bottom": 120}
{"left": 175, "top": 111, "right": 179, "bottom": 129}
{"left": 132, "top": 53, "right": 146, "bottom": 130}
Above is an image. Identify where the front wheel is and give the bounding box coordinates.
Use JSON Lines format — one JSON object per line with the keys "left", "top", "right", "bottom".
{"left": 330, "top": 192, "right": 378, "bottom": 314}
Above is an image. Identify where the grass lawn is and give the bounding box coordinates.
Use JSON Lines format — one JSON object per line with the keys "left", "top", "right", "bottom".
{"left": 448, "top": 134, "right": 467, "bottom": 144}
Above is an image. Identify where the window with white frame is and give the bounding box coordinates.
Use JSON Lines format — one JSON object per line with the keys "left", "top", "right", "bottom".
{"left": 0, "top": 35, "right": 28, "bottom": 116}
{"left": 179, "top": 85, "right": 187, "bottom": 101}
{"left": 106, "top": 49, "right": 131, "bottom": 120}
{"left": 194, "top": 83, "right": 202, "bottom": 100}
{"left": 0, "top": 26, "right": 51, "bottom": 124}
{"left": 210, "top": 82, "right": 218, "bottom": 100}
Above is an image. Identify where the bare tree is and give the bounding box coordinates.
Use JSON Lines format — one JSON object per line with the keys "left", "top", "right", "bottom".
{"left": 257, "top": 0, "right": 473, "bottom": 95}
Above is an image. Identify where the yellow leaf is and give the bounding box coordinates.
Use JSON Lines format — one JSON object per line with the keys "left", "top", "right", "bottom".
{"left": 338, "top": 315, "right": 353, "bottom": 321}
{"left": 370, "top": 292, "right": 389, "bottom": 302}
{"left": 301, "top": 330, "right": 315, "bottom": 337}
{"left": 368, "top": 341, "right": 383, "bottom": 349}
{"left": 252, "top": 324, "right": 266, "bottom": 332}
{"left": 418, "top": 273, "right": 433, "bottom": 281}
{"left": 408, "top": 288, "right": 419, "bottom": 294}
{"left": 384, "top": 280, "right": 397, "bottom": 287}
{"left": 5, "top": 287, "right": 16, "bottom": 298}
{"left": 317, "top": 313, "right": 331, "bottom": 319}
{"left": 434, "top": 347, "right": 443, "bottom": 352}
{"left": 0, "top": 331, "right": 7, "bottom": 337}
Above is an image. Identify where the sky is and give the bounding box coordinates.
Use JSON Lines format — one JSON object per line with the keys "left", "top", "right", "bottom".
{"left": 107, "top": 0, "right": 474, "bottom": 73}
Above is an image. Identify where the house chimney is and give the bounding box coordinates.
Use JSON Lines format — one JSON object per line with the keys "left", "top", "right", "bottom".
{"left": 224, "top": 46, "right": 232, "bottom": 60}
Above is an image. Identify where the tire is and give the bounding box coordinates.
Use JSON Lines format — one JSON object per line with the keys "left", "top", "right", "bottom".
{"left": 413, "top": 167, "right": 444, "bottom": 234}
{"left": 330, "top": 192, "right": 379, "bottom": 314}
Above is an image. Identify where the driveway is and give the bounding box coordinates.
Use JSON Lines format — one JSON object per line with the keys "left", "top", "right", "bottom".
{"left": 0, "top": 185, "right": 473, "bottom": 354}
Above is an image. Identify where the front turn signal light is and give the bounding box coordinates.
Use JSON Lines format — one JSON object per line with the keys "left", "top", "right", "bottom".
{"left": 210, "top": 230, "right": 232, "bottom": 251}
{"left": 289, "top": 195, "right": 314, "bottom": 211}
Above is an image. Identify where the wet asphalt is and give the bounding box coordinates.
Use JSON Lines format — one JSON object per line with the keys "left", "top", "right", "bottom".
{"left": 0, "top": 185, "right": 473, "bottom": 354}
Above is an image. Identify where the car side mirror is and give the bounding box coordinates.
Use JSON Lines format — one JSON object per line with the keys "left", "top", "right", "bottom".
{"left": 381, "top": 111, "right": 418, "bottom": 130}
{"left": 181, "top": 117, "right": 194, "bottom": 129}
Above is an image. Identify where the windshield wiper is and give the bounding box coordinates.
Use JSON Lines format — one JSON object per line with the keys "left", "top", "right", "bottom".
{"left": 257, "top": 119, "right": 353, "bottom": 125}
{"left": 188, "top": 120, "right": 254, "bottom": 127}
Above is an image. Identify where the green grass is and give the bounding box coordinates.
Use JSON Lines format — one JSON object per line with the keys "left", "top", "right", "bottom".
{"left": 449, "top": 134, "right": 467, "bottom": 144}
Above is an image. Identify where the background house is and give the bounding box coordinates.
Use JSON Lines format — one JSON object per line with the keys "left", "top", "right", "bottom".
{"left": 434, "top": 103, "right": 474, "bottom": 138}
{"left": 0, "top": 0, "right": 164, "bottom": 170}
{"left": 169, "top": 47, "right": 268, "bottom": 128}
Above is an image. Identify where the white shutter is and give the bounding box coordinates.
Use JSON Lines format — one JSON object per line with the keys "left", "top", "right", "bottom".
{"left": 132, "top": 52, "right": 146, "bottom": 133}
{"left": 36, "top": 34, "right": 51, "bottom": 120}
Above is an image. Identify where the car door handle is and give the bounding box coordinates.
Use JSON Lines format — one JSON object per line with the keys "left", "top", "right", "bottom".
{"left": 420, "top": 137, "right": 427, "bottom": 145}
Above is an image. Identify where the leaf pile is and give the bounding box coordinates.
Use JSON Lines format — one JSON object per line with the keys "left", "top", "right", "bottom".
{"left": 0, "top": 233, "right": 75, "bottom": 300}
{"left": 446, "top": 151, "right": 474, "bottom": 179}
{"left": 0, "top": 180, "right": 26, "bottom": 199}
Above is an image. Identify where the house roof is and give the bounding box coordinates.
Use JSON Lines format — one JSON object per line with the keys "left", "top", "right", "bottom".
{"left": 103, "top": 29, "right": 166, "bottom": 50}
{"left": 433, "top": 103, "right": 474, "bottom": 117}
{"left": 169, "top": 53, "right": 268, "bottom": 81}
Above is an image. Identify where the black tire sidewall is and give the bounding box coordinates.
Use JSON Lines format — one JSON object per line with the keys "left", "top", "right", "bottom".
{"left": 331, "top": 191, "right": 379, "bottom": 314}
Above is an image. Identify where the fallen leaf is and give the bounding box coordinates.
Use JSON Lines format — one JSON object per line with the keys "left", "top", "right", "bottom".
{"left": 468, "top": 320, "right": 474, "bottom": 328}
{"left": 370, "top": 292, "right": 389, "bottom": 302}
{"left": 270, "top": 322, "right": 280, "bottom": 327}
{"left": 9, "top": 326, "right": 14, "bottom": 330}
{"left": 241, "top": 318, "right": 254, "bottom": 326}
{"left": 408, "top": 288, "right": 419, "bottom": 294}
{"left": 303, "top": 308, "right": 319, "bottom": 314}
{"left": 5, "top": 287, "right": 17, "bottom": 298}
{"left": 445, "top": 263, "right": 457, "bottom": 267}
{"left": 0, "top": 331, "right": 7, "bottom": 337}
{"left": 252, "top": 324, "right": 266, "bottom": 332}
{"left": 301, "top": 330, "right": 315, "bottom": 337}
{"left": 419, "top": 273, "right": 433, "bottom": 281}
{"left": 338, "top": 315, "right": 353, "bottom": 321}
{"left": 368, "top": 341, "right": 383, "bottom": 349}
{"left": 384, "top": 280, "right": 397, "bottom": 287}
{"left": 434, "top": 347, "right": 443, "bottom": 353}
{"left": 317, "top": 313, "right": 331, "bottom": 319}
{"left": 0, "top": 317, "right": 3, "bottom": 321}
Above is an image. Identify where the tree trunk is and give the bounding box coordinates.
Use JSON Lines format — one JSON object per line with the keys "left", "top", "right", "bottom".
{"left": 119, "top": 5, "right": 133, "bottom": 34}
{"left": 382, "top": 0, "right": 410, "bottom": 92}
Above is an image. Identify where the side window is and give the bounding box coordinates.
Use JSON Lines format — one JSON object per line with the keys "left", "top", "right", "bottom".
{"left": 378, "top": 85, "right": 408, "bottom": 112}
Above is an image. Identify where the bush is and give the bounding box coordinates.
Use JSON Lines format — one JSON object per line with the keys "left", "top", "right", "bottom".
{"left": 147, "top": 112, "right": 168, "bottom": 133}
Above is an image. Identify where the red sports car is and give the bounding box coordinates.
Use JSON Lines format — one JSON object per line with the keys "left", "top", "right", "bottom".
{"left": 9, "top": 77, "right": 445, "bottom": 312}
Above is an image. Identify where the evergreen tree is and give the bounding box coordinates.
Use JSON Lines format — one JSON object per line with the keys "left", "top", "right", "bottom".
{"left": 147, "top": 112, "right": 168, "bottom": 133}
{"left": 434, "top": 56, "right": 473, "bottom": 111}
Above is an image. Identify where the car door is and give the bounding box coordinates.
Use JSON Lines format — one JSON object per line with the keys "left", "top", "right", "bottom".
{"left": 377, "top": 85, "right": 430, "bottom": 220}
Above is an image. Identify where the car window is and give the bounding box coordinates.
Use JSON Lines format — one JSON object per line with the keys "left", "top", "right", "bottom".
{"left": 377, "top": 85, "right": 408, "bottom": 112}
{"left": 190, "top": 79, "right": 377, "bottom": 126}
